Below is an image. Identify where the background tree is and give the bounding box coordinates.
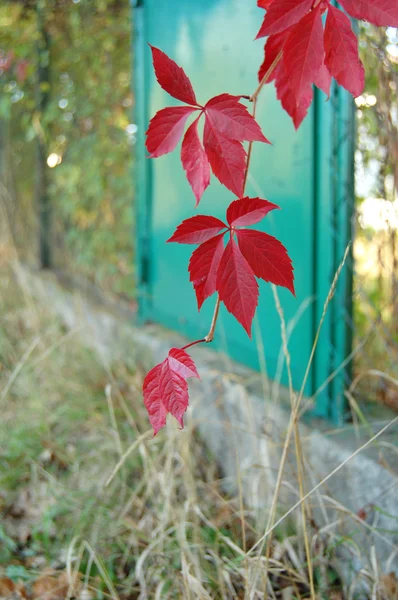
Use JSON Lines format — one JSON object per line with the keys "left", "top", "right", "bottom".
{"left": 0, "top": 0, "right": 135, "bottom": 297}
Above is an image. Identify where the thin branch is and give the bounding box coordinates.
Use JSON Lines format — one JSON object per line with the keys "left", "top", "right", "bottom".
{"left": 203, "top": 51, "right": 284, "bottom": 347}
{"left": 181, "top": 339, "right": 206, "bottom": 351}
{"left": 175, "top": 49, "right": 284, "bottom": 352}
{"left": 250, "top": 50, "right": 283, "bottom": 103}
{"left": 205, "top": 297, "right": 221, "bottom": 343}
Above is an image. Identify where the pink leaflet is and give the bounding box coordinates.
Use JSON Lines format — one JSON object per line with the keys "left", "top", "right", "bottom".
{"left": 205, "top": 94, "right": 270, "bottom": 143}
{"left": 143, "top": 363, "right": 168, "bottom": 436}
{"left": 159, "top": 360, "right": 189, "bottom": 429}
{"left": 258, "top": 0, "right": 275, "bottom": 8}
{"left": 258, "top": 29, "right": 291, "bottom": 84}
{"left": 181, "top": 117, "right": 211, "bottom": 205}
{"left": 203, "top": 118, "right": 246, "bottom": 197}
{"left": 216, "top": 238, "right": 259, "bottom": 338}
{"left": 236, "top": 229, "right": 295, "bottom": 295}
{"left": 168, "top": 348, "right": 200, "bottom": 380}
{"left": 275, "top": 67, "right": 313, "bottom": 129}
{"left": 226, "top": 197, "right": 279, "bottom": 228}
{"left": 324, "top": 5, "right": 365, "bottom": 98}
{"left": 189, "top": 233, "right": 225, "bottom": 309}
{"left": 145, "top": 106, "right": 197, "bottom": 158}
{"left": 283, "top": 6, "right": 324, "bottom": 107}
{"left": 339, "top": 0, "right": 398, "bottom": 27}
{"left": 150, "top": 45, "right": 198, "bottom": 106}
{"left": 167, "top": 215, "right": 227, "bottom": 245}
{"left": 314, "top": 63, "right": 332, "bottom": 97}
{"left": 256, "top": 0, "right": 314, "bottom": 38}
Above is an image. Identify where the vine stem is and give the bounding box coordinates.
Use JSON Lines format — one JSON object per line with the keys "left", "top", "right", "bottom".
{"left": 203, "top": 50, "right": 284, "bottom": 347}
{"left": 250, "top": 49, "right": 283, "bottom": 103}
{"left": 181, "top": 339, "right": 206, "bottom": 351}
{"left": 204, "top": 297, "right": 221, "bottom": 343}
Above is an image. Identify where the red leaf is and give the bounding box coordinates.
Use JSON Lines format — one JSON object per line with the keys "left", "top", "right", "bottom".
{"left": 236, "top": 229, "right": 295, "bottom": 295}
{"left": 143, "top": 348, "right": 199, "bottom": 435}
{"left": 150, "top": 45, "right": 198, "bottom": 106}
{"left": 181, "top": 117, "right": 211, "bottom": 205}
{"left": 258, "top": 0, "right": 275, "bottom": 8}
{"left": 159, "top": 362, "right": 189, "bottom": 429}
{"left": 275, "top": 67, "right": 313, "bottom": 129}
{"left": 339, "top": 0, "right": 398, "bottom": 27}
{"left": 203, "top": 118, "right": 246, "bottom": 197}
{"left": 167, "top": 215, "right": 226, "bottom": 244}
{"left": 168, "top": 347, "right": 200, "bottom": 379}
{"left": 145, "top": 106, "right": 197, "bottom": 158}
{"left": 258, "top": 30, "right": 290, "bottom": 84}
{"left": 226, "top": 197, "right": 279, "bottom": 227}
{"left": 216, "top": 238, "right": 259, "bottom": 337}
{"left": 314, "top": 63, "right": 332, "bottom": 97}
{"left": 324, "top": 5, "right": 365, "bottom": 98}
{"left": 283, "top": 6, "right": 324, "bottom": 106}
{"left": 189, "top": 233, "right": 225, "bottom": 309}
{"left": 256, "top": 0, "right": 314, "bottom": 38}
{"left": 204, "top": 94, "right": 270, "bottom": 143}
{"left": 143, "top": 363, "right": 168, "bottom": 436}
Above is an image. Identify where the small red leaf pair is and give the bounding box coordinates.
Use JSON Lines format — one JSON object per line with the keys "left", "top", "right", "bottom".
{"left": 143, "top": 347, "right": 199, "bottom": 436}
{"left": 146, "top": 47, "right": 270, "bottom": 204}
{"left": 168, "top": 197, "right": 295, "bottom": 337}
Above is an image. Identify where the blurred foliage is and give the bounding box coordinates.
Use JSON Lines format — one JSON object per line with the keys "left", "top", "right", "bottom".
{"left": 357, "top": 25, "right": 398, "bottom": 196}
{"left": 0, "top": 0, "right": 135, "bottom": 298}
{"left": 353, "top": 25, "right": 398, "bottom": 402}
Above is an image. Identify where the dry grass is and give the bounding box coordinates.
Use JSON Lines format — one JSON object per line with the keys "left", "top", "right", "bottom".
{"left": 1, "top": 254, "right": 398, "bottom": 599}
{"left": 0, "top": 264, "right": 317, "bottom": 599}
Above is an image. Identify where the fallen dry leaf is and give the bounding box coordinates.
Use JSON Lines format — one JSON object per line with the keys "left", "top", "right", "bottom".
{"left": 31, "top": 570, "right": 79, "bottom": 600}
{"left": 0, "top": 577, "right": 28, "bottom": 599}
{"left": 382, "top": 572, "right": 398, "bottom": 600}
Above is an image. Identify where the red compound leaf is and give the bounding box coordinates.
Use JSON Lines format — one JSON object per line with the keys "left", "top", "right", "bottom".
{"left": 143, "top": 348, "right": 199, "bottom": 435}
{"left": 146, "top": 48, "right": 269, "bottom": 203}
{"left": 167, "top": 215, "right": 227, "bottom": 244}
{"left": 150, "top": 45, "right": 198, "bottom": 106}
{"left": 236, "top": 229, "right": 295, "bottom": 295}
{"left": 169, "top": 197, "right": 293, "bottom": 332}
{"left": 145, "top": 106, "right": 198, "bottom": 158}
{"left": 216, "top": 238, "right": 259, "bottom": 337}
{"left": 324, "top": 5, "right": 365, "bottom": 98}
{"left": 181, "top": 117, "right": 211, "bottom": 205}
{"left": 204, "top": 94, "right": 270, "bottom": 143}
{"left": 226, "top": 197, "right": 279, "bottom": 227}
{"left": 256, "top": 0, "right": 314, "bottom": 38}
{"left": 255, "top": 0, "right": 391, "bottom": 127}
{"left": 189, "top": 233, "right": 225, "bottom": 309}
{"left": 339, "top": 0, "right": 398, "bottom": 27}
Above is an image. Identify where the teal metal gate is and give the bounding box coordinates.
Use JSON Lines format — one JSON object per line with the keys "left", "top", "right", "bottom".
{"left": 133, "top": 0, "right": 354, "bottom": 422}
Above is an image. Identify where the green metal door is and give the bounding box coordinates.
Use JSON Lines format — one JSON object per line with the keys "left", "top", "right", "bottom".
{"left": 133, "top": 0, "right": 354, "bottom": 422}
